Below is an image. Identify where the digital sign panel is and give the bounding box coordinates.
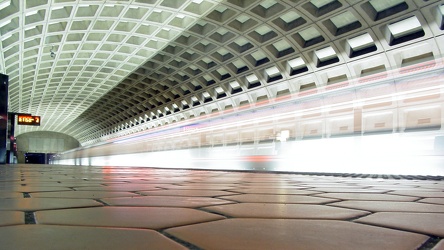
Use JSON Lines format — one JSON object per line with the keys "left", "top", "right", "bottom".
{"left": 17, "top": 115, "right": 41, "bottom": 126}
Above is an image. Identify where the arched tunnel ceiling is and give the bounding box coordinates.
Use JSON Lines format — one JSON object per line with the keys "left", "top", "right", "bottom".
{"left": 1, "top": 0, "right": 443, "bottom": 145}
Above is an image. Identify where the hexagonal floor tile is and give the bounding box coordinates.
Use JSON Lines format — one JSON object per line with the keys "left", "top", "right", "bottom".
{"left": 221, "top": 194, "right": 338, "bottom": 204}
{"left": 74, "top": 184, "right": 161, "bottom": 192}
{"left": 166, "top": 185, "right": 237, "bottom": 190}
{"left": 419, "top": 198, "right": 444, "bottom": 205}
{"left": 0, "top": 192, "right": 24, "bottom": 198}
{"left": 31, "top": 191, "right": 141, "bottom": 199}
{"left": 7, "top": 187, "right": 73, "bottom": 192}
{"left": 102, "top": 196, "right": 233, "bottom": 208}
{"left": 330, "top": 201, "right": 444, "bottom": 212}
{"left": 388, "top": 191, "right": 444, "bottom": 198}
{"left": 314, "top": 193, "right": 419, "bottom": 201}
{"left": 138, "top": 189, "right": 237, "bottom": 197}
{"left": 165, "top": 218, "right": 427, "bottom": 250}
{"left": 36, "top": 206, "right": 225, "bottom": 229}
{"left": 0, "top": 225, "right": 186, "bottom": 250}
{"left": 0, "top": 198, "right": 102, "bottom": 211}
{"left": 202, "top": 203, "right": 369, "bottom": 219}
{"left": 355, "top": 212, "right": 444, "bottom": 237}
{"left": 226, "top": 188, "right": 320, "bottom": 195}
{"left": 0, "top": 211, "right": 24, "bottom": 226}
{"left": 433, "top": 240, "right": 444, "bottom": 250}
{"left": 307, "top": 188, "right": 389, "bottom": 193}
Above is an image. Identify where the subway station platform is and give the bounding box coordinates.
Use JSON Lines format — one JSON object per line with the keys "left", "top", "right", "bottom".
{"left": 1, "top": 164, "right": 444, "bottom": 249}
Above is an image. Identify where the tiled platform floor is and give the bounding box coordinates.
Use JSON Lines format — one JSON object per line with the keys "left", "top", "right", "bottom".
{"left": 1, "top": 164, "right": 444, "bottom": 249}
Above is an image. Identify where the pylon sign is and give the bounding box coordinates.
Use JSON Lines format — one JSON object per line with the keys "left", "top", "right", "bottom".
{"left": 17, "top": 115, "right": 41, "bottom": 126}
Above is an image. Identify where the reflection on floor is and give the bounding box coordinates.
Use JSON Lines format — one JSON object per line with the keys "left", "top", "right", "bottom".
{"left": 0, "top": 164, "right": 443, "bottom": 249}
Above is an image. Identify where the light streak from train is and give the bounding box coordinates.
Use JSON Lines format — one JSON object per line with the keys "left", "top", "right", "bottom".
{"left": 108, "top": 80, "right": 443, "bottom": 145}
{"left": 54, "top": 59, "right": 444, "bottom": 175}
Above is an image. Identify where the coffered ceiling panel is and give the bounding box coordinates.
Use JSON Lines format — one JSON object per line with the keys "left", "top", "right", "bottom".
{"left": 0, "top": 0, "right": 443, "bottom": 145}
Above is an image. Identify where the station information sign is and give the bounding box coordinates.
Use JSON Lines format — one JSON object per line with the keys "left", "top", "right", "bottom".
{"left": 17, "top": 115, "right": 41, "bottom": 126}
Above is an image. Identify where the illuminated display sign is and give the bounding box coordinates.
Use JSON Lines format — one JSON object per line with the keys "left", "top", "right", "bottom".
{"left": 17, "top": 115, "right": 41, "bottom": 126}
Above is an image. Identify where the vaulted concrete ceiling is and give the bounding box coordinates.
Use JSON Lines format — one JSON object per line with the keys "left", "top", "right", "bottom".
{"left": 1, "top": 0, "right": 443, "bottom": 146}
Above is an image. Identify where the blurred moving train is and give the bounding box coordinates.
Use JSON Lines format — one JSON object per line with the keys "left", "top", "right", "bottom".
{"left": 53, "top": 59, "right": 444, "bottom": 176}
